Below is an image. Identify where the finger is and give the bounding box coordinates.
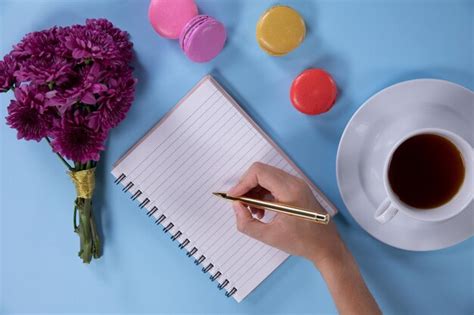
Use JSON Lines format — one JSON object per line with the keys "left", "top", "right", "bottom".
{"left": 248, "top": 207, "right": 265, "bottom": 220}
{"left": 228, "top": 166, "right": 258, "bottom": 197}
{"left": 232, "top": 201, "right": 269, "bottom": 240}
{"left": 228, "top": 162, "right": 288, "bottom": 198}
{"left": 244, "top": 186, "right": 269, "bottom": 200}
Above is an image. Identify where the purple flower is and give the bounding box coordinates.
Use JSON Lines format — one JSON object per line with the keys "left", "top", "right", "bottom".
{"left": 2, "top": 18, "right": 136, "bottom": 163}
{"left": 51, "top": 111, "right": 106, "bottom": 162}
{"left": 12, "top": 27, "right": 66, "bottom": 61}
{"left": 15, "top": 56, "right": 73, "bottom": 86}
{"left": 10, "top": 27, "right": 74, "bottom": 87}
{"left": 64, "top": 24, "right": 124, "bottom": 68}
{"left": 46, "top": 63, "right": 107, "bottom": 112}
{"left": 5, "top": 85, "right": 58, "bottom": 141}
{"left": 87, "top": 67, "right": 136, "bottom": 131}
{"left": 0, "top": 54, "right": 19, "bottom": 92}
{"left": 85, "top": 19, "right": 133, "bottom": 63}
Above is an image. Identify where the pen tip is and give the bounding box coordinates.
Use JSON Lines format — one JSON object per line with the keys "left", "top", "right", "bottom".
{"left": 212, "top": 192, "right": 226, "bottom": 198}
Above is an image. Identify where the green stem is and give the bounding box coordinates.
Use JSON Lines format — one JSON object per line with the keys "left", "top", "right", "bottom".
{"left": 45, "top": 137, "right": 73, "bottom": 171}
{"left": 89, "top": 211, "right": 101, "bottom": 259}
{"left": 72, "top": 172, "right": 101, "bottom": 263}
{"left": 73, "top": 205, "right": 78, "bottom": 232}
{"left": 76, "top": 197, "right": 93, "bottom": 263}
{"left": 74, "top": 161, "right": 84, "bottom": 171}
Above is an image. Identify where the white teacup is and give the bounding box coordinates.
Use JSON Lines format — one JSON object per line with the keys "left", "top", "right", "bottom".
{"left": 375, "top": 128, "right": 474, "bottom": 224}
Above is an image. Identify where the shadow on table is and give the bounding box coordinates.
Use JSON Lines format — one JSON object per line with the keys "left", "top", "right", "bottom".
{"left": 132, "top": 48, "right": 151, "bottom": 102}
{"left": 92, "top": 148, "right": 108, "bottom": 252}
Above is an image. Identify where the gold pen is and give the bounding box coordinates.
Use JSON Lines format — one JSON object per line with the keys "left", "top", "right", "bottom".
{"left": 212, "top": 192, "right": 330, "bottom": 224}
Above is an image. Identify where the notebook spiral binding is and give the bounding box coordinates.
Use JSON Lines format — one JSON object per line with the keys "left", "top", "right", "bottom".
{"left": 115, "top": 173, "right": 237, "bottom": 299}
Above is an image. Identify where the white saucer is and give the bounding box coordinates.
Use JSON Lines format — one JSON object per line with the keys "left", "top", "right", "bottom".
{"left": 336, "top": 79, "right": 474, "bottom": 251}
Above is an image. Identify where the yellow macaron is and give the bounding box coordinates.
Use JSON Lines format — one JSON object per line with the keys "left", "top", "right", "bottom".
{"left": 256, "top": 5, "right": 306, "bottom": 56}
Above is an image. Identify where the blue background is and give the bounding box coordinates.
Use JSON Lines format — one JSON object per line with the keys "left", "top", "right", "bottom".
{"left": 1, "top": 0, "right": 473, "bottom": 314}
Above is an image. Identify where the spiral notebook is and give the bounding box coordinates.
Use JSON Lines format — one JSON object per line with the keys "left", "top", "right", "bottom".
{"left": 111, "top": 75, "right": 337, "bottom": 302}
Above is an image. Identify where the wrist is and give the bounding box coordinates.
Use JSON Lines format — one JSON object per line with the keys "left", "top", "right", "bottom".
{"left": 308, "top": 238, "right": 352, "bottom": 273}
{"left": 311, "top": 244, "right": 381, "bottom": 315}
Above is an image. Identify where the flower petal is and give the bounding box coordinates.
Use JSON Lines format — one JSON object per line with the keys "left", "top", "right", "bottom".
{"left": 81, "top": 92, "right": 96, "bottom": 105}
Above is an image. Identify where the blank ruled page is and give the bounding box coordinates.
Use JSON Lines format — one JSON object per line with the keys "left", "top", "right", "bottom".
{"left": 112, "top": 76, "right": 337, "bottom": 302}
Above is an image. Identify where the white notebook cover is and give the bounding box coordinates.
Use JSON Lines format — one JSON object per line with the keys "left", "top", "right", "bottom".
{"left": 111, "top": 75, "right": 337, "bottom": 302}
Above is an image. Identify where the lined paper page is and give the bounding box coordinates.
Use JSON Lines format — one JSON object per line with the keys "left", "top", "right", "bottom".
{"left": 112, "top": 76, "right": 337, "bottom": 302}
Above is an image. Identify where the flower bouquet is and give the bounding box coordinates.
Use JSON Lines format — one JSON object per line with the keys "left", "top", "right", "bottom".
{"left": 0, "top": 19, "right": 137, "bottom": 263}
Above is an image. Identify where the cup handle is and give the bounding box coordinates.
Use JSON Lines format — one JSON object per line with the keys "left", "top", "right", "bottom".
{"left": 374, "top": 198, "right": 398, "bottom": 224}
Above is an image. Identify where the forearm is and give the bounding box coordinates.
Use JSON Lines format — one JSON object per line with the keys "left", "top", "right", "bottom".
{"left": 313, "top": 246, "right": 381, "bottom": 315}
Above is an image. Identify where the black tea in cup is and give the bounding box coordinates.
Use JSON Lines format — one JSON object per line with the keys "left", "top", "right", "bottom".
{"left": 388, "top": 134, "right": 465, "bottom": 209}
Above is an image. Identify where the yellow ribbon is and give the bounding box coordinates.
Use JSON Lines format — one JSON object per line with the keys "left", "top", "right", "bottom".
{"left": 69, "top": 168, "right": 96, "bottom": 199}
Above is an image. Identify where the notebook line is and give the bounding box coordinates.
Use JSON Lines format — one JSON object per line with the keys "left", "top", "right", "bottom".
{"left": 218, "top": 235, "right": 264, "bottom": 273}
{"left": 142, "top": 109, "right": 241, "bottom": 199}
{"left": 201, "top": 156, "right": 288, "bottom": 267}
{"left": 127, "top": 89, "right": 219, "bottom": 177}
{"left": 154, "top": 148, "right": 282, "bottom": 277}
{"left": 193, "top": 153, "right": 285, "bottom": 260}
{"left": 136, "top": 96, "right": 228, "bottom": 189}
{"left": 135, "top": 95, "right": 227, "bottom": 185}
{"left": 123, "top": 146, "right": 282, "bottom": 254}
{"left": 124, "top": 112, "right": 262, "bottom": 221}
{"left": 193, "top": 152, "right": 284, "bottom": 255}
{"left": 236, "top": 249, "right": 281, "bottom": 291}
{"left": 151, "top": 114, "right": 245, "bottom": 206}
{"left": 212, "top": 241, "right": 272, "bottom": 295}
{"left": 178, "top": 149, "right": 280, "bottom": 255}
{"left": 189, "top": 148, "right": 279, "bottom": 248}
{"left": 228, "top": 244, "right": 275, "bottom": 283}
{"left": 238, "top": 249, "right": 282, "bottom": 291}
{"left": 159, "top": 132, "right": 265, "bottom": 226}
{"left": 172, "top": 136, "right": 268, "bottom": 234}
{"left": 205, "top": 167, "right": 285, "bottom": 275}
{"left": 174, "top": 144, "right": 273, "bottom": 241}
{"left": 136, "top": 121, "right": 252, "bottom": 220}
{"left": 229, "top": 244, "right": 272, "bottom": 282}
{"left": 130, "top": 92, "right": 223, "bottom": 181}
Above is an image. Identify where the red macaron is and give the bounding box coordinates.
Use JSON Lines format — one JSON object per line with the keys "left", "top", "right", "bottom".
{"left": 290, "top": 68, "right": 337, "bottom": 115}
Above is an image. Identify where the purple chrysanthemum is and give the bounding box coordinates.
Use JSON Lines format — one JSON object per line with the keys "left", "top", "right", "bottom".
{"left": 85, "top": 19, "right": 133, "bottom": 63}
{"left": 15, "top": 56, "right": 73, "bottom": 86}
{"left": 11, "top": 27, "right": 73, "bottom": 87}
{"left": 51, "top": 111, "right": 106, "bottom": 162}
{"left": 47, "top": 63, "right": 107, "bottom": 113}
{"left": 87, "top": 67, "right": 136, "bottom": 131}
{"left": 64, "top": 23, "right": 124, "bottom": 68}
{"left": 0, "top": 54, "right": 19, "bottom": 92}
{"left": 2, "top": 18, "right": 136, "bottom": 163}
{"left": 12, "top": 27, "right": 66, "bottom": 61}
{"left": 5, "top": 85, "right": 57, "bottom": 141}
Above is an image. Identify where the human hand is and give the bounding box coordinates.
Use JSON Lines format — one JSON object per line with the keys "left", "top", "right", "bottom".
{"left": 228, "top": 162, "right": 348, "bottom": 269}
{"left": 228, "top": 163, "right": 381, "bottom": 314}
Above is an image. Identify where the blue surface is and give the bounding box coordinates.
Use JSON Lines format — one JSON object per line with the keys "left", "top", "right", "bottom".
{"left": 1, "top": 0, "right": 473, "bottom": 314}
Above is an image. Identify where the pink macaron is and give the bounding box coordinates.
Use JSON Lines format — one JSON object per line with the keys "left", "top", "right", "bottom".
{"left": 179, "top": 15, "right": 227, "bottom": 63}
{"left": 148, "top": 0, "right": 198, "bottom": 39}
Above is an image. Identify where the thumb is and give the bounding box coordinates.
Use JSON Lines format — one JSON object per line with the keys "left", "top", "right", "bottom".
{"left": 232, "top": 201, "right": 269, "bottom": 240}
